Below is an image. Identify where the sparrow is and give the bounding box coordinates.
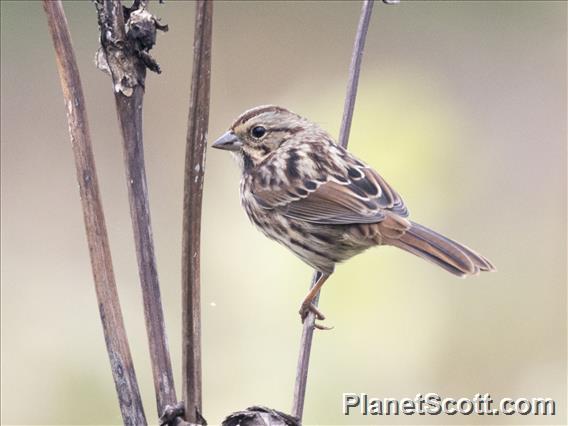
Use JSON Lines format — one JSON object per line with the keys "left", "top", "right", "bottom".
{"left": 212, "top": 105, "right": 495, "bottom": 327}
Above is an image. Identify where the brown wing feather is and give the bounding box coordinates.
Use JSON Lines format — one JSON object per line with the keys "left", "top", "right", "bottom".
{"left": 281, "top": 181, "right": 387, "bottom": 224}
{"left": 251, "top": 143, "right": 408, "bottom": 225}
{"left": 364, "top": 168, "right": 408, "bottom": 217}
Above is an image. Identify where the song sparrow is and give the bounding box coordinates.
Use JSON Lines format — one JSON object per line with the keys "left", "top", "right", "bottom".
{"left": 213, "top": 105, "right": 495, "bottom": 326}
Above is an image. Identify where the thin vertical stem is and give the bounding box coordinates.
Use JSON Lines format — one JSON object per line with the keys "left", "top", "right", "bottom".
{"left": 292, "top": 0, "right": 375, "bottom": 421}
{"left": 181, "top": 1, "right": 213, "bottom": 424}
{"left": 114, "top": 85, "right": 178, "bottom": 415}
{"left": 43, "top": 1, "right": 147, "bottom": 424}
{"left": 338, "top": 0, "right": 375, "bottom": 149}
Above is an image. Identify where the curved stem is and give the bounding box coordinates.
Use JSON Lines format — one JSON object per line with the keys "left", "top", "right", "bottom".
{"left": 43, "top": 1, "right": 147, "bottom": 424}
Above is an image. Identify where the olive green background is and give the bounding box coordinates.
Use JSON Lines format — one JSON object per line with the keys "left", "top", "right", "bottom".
{"left": 1, "top": 1, "right": 566, "bottom": 425}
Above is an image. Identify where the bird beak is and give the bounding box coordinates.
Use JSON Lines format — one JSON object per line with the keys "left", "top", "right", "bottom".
{"left": 212, "top": 131, "right": 242, "bottom": 152}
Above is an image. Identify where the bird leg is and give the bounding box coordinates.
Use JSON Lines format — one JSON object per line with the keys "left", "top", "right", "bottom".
{"left": 299, "top": 272, "right": 330, "bottom": 324}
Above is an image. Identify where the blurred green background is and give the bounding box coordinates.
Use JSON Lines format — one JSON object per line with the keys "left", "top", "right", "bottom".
{"left": 1, "top": 1, "right": 566, "bottom": 425}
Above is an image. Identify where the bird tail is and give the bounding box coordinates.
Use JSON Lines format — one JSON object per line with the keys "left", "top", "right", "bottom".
{"left": 388, "top": 221, "right": 496, "bottom": 277}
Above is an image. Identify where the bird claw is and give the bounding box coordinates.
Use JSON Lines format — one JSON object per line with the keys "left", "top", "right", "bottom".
{"left": 299, "top": 303, "right": 333, "bottom": 330}
{"left": 314, "top": 322, "right": 334, "bottom": 331}
{"left": 299, "top": 302, "right": 325, "bottom": 321}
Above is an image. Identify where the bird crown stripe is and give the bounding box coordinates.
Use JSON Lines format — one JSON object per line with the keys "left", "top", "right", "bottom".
{"left": 233, "top": 106, "right": 291, "bottom": 128}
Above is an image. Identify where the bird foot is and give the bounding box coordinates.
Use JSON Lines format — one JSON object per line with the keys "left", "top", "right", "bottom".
{"left": 299, "top": 302, "right": 325, "bottom": 321}
{"left": 299, "top": 303, "right": 334, "bottom": 330}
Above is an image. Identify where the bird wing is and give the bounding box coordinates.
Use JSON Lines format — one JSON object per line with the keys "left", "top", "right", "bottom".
{"left": 251, "top": 148, "right": 408, "bottom": 225}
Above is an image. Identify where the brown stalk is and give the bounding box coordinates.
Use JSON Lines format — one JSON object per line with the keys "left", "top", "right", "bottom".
{"left": 42, "top": 1, "right": 147, "bottom": 424}
{"left": 93, "top": 0, "right": 179, "bottom": 421}
{"left": 292, "top": 0, "right": 376, "bottom": 421}
{"left": 181, "top": 1, "right": 213, "bottom": 424}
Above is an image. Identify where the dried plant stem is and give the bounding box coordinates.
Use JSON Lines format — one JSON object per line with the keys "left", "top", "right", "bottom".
{"left": 292, "top": 0, "right": 375, "bottom": 421}
{"left": 338, "top": 0, "right": 375, "bottom": 149}
{"left": 115, "top": 86, "right": 178, "bottom": 415}
{"left": 94, "top": 0, "right": 178, "bottom": 418}
{"left": 181, "top": 1, "right": 213, "bottom": 424}
{"left": 43, "top": 1, "right": 147, "bottom": 424}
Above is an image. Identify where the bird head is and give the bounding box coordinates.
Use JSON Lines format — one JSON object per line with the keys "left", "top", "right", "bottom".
{"left": 212, "top": 105, "right": 312, "bottom": 170}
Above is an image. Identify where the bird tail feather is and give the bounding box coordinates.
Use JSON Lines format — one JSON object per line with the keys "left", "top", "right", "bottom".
{"left": 388, "top": 221, "right": 495, "bottom": 277}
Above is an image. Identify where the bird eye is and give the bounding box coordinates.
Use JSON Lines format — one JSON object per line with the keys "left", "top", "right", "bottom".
{"left": 250, "top": 126, "right": 267, "bottom": 139}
